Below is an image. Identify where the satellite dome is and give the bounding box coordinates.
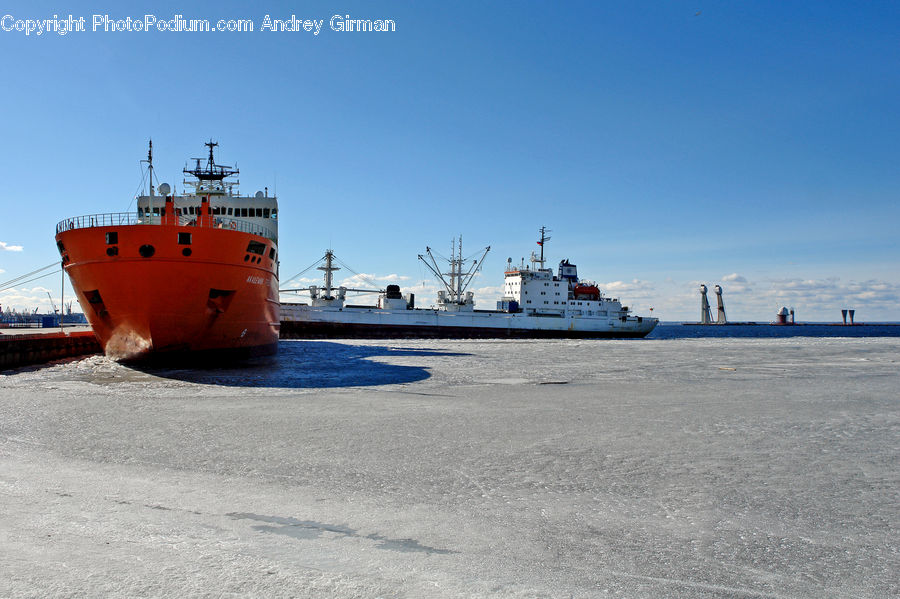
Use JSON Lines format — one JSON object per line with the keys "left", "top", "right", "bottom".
{"left": 255, "top": 191, "right": 264, "bottom": 198}
{"left": 158, "top": 183, "right": 171, "bottom": 195}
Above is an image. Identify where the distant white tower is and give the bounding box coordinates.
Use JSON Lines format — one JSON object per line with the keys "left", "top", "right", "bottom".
{"left": 714, "top": 284, "right": 727, "bottom": 324}
{"left": 700, "top": 285, "right": 712, "bottom": 324}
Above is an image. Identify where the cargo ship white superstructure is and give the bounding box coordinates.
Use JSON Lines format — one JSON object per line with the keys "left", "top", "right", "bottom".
{"left": 280, "top": 228, "right": 657, "bottom": 339}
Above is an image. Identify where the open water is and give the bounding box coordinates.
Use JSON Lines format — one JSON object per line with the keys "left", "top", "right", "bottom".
{"left": 649, "top": 322, "right": 900, "bottom": 339}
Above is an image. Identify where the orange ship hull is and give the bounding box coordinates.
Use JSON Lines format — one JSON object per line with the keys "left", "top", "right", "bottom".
{"left": 56, "top": 223, "right": 279, "bottom": 361}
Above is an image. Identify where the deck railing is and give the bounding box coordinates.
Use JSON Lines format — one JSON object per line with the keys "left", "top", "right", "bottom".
{"left": 56, "top": 212, "right": 276, "bottom": 242}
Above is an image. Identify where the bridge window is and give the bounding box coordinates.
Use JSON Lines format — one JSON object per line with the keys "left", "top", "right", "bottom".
{"left": 227, "top": 207, "right": 233, "bottom": 216}
{"left": 263, "top": 208, "right": 270, "bottom": 218}
{"left": 271, "top": 209, "right": 277, "bottom": 219}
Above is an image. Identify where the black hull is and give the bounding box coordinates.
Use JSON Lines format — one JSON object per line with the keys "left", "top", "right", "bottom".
{"left": 279, "top": 321, "right": 652, "bottom": 340}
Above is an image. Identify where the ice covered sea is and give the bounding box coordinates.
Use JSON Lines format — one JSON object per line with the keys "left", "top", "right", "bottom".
{"left": 1, "top": 334, "right": 898, "bottom": 597}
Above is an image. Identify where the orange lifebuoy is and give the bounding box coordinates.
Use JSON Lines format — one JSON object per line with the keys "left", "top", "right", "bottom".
{"left": 230, "top": 221, "right": 237, "bottom": 230}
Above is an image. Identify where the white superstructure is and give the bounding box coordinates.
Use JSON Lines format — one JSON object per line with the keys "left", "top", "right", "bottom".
{"left": 280, "top": 228, "right": 658, "bottom": 338}
{"left": 135, "top": 140, "right": 278, "bottom": 243}
{"left": 498, "top": 257, "right": 632, "bottom": 321}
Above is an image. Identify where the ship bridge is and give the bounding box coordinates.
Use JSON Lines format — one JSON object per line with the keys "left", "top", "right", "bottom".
{"left": 498, "top": 228, "right": 629, "bottom": 319}
{"left": 134, "top": 140, "right": 278, "bottom": 242}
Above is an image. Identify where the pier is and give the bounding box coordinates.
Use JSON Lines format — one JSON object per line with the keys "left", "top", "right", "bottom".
{"left": 0, "top": 327, "right": 100, "bottom": 371}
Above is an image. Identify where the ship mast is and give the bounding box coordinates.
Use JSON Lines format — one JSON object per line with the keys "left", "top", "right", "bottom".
{"left": 532, "top": 226, "right": 551, "bottom": 270}
{"left": 147, "top": 139, "right": 155, "bottom": 197}
{"left": 419, "top": 237, "right": 490, "bottom": 304}
{"left": 140, "top": 139, "right": 155, "bottom": 219}
{"left": 317, "top": 249, "right": 341, "bottom": 300}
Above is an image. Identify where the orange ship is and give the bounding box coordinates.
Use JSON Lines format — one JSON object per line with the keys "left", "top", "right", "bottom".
{"left": 55, "top": 141, "right": 279, "bottom": 361}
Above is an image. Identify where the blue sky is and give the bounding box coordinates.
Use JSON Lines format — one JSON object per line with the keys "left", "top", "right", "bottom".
{"left": 1, "top": 1, "right": 897, "bottom": 321}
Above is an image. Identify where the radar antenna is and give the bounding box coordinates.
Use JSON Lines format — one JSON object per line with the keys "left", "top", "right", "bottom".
{"left": 183, "top": 139, "right": 239, "bottom": 181}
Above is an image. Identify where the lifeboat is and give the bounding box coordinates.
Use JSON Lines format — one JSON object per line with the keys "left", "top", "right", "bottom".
{"left": 573, "top": 284, "right": 600, "bottom": 300}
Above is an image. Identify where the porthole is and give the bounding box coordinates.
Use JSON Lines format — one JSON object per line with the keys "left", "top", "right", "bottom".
{"left": 182, "top": 248, "right": 192, "bottom": 257}
{"left": 244, "top": 255, "right": 249, "bottom": 262}
{"left": 139, "top": 244, "right": 155, "bottom": 258}
{"left": 106, "top": 247, "right": 118, "bottom": 256}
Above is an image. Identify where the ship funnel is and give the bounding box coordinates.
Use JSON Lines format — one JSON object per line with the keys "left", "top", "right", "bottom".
{"left": 848, "top": 309, "right": 855, "bottom": 325}
{"left": 841, "top": 309, "right": 848, "bottom": 325}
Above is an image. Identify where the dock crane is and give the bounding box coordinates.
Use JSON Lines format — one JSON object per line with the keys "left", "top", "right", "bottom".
{"left": 46, "top": 292, "right": 59, "bottom": 315}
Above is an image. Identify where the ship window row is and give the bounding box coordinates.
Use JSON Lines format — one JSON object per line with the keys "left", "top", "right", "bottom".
{"left": 139, "top": 206, "right": 277, "bottom": 218}
{"left": 96, "top": 230, "right": 275, "bottom": 261}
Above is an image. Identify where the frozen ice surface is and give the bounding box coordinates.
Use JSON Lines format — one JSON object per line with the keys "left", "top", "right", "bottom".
{"left": 1, "top": 338, "right": 898, "bottom": 597}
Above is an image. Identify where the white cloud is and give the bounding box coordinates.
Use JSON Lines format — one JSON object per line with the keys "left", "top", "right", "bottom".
{"left": 767, "top": 277, "right": 898, "bottom": 305}
{"left": 602, "top": 279, "right": 655, "bottom": 298}
{"left": 470, "top": 285, "right": 505, "bottom": 308}
{"left": 338, "top": 272, "right": 410, "bottom": 288}
{"left": 719, "top": 273, "right": 752, "bottom": 293}
{"left": 722, "top": 273, "right": 747, "bottom": 283}
{"left": 0, "top": 241, "right": 24, "bottom": 252}
{"left": 381, "top": 274, "right": 411, "bottom": 282}
{"left": 0, "top": 286, "right": 55, "bottom": 312}
{"left": 284, "top": 276, "right": 319, "bottom": 286}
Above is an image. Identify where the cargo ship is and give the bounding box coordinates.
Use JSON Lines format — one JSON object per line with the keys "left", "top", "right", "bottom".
{"left": 55, "top": 141, "right": 280, "bottom": 360}
{"left": 280, "top": 228, "right": 657, "bottom": 338}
